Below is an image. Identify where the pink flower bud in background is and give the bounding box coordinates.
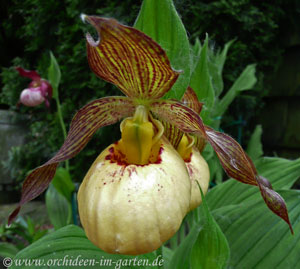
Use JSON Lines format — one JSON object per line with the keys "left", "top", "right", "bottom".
{"left": 16, "top": 67, "right": 52, "bottom": 108}
{"left": 20, "top": 88, "right": 45, "bottom": 107}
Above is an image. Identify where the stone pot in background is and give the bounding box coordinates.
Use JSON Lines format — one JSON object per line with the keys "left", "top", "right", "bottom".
{"left": 0, "top": 109, "right": 29, "bottom": 204}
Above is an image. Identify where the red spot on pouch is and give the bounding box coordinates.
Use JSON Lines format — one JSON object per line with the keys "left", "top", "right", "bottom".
{"left": 187, "top": 164, "right": 194, "bottom": 176}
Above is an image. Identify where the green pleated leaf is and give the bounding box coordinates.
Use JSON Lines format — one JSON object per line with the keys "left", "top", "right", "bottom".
{"left": 214, "top": 40, "right": 234, "bottom": 74}
{"left": 167, "top": 191, "right": 230, "bottom": 269}
{"left": 192, "top": 38, "right": 202, "bottom": 59}
{"left": 213, "top": 39, "right": 235, "bottom": 96}
{"left": 48, "top": 52, "right": 61, "bottom": 98}
{"left": 51, "top": 167, "right": 74, "bottom": 202}
{"left": 11, "top": 225, "right": 158, "bottom": 269}
{"left": 190, "top": 190, "right": 230, "bottom": 269}
{"left": 213, "top": 190, "right": 300, "bottom": 268}
{"left": 207, "top": 54, "right": 223, "bottom": 99}
{"left": 207, "top": 157, "right": 300, "bottom": 210}
{"left": 214, "top": 64, "right": 257, "bottom": 117}
{"left": 246, "top": 125, "right": 263, "bottom": 162}
{"left": 190, "top": 35, "right": 215, "bottom": 123}
{"left": 162, "top": 247, "right": 173, "bottom": 267}
{"left": 208, "top": 39, "right": 235, "bottom": 99}
{"left": 0, "top": 242, "right": 19, "bottom": 258}
{"left": 134, "top": 0, "right": 191, "bottom": 100}
{"left": 167, "top": 224, "right": 201, "bottom": 269}
{"left": 45, "top": 184, "right": 72, "bottom": 230}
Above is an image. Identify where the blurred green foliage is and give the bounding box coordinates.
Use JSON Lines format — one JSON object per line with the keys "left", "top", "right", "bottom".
{"left": 0, "top": 0, "right": 297, "bottom": 185}
{"left": 0, "top": 0, "right": 141, "bottom": 183}
{"left": 178, "top": 0, "right": 285, "bottom": 86}
{"left": 0, "top": 216, "right": 50, "bottom": 250}
{"left": 175, "top": 0, "right": 298, "bottom": 140}
{"left": 1, "top": 1, "right": 299, "bottom": 265}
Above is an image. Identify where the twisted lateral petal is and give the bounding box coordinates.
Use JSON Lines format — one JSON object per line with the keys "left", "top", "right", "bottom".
{"left": 181, "top": 86, "right": 203, "bottom": 114}
{"left": 150, "top": 100, "right": 206, "bottom": 138}
{"left": 205, "top": 126, "right": 257, "bottom": 185}
{"left": 84, "top": 15, "right": 180, "bottom": 99}
{"left": 8, "top": 163, "right": 58, "bottom": 225}
{"left": 257, "top": 176, "right": 293, "bottom": 234}
{"left": 8, "top": 97, "right": 135, "bottom": 224}
{"left": 205, "top": 126, "right": 293, "bottom": 233}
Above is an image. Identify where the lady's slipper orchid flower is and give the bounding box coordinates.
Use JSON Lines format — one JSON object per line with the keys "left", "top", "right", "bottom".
{"left": 78, "top": 135, "right": 191, "bottom": 254}
{"left": 177, "top": 87, "right": 209, "bottom": 211}
{"left": 9, "top": 16, "right": 293, "bottom": 254}
{"left": 16, "top": 67, "right": 52, "bottom": 107}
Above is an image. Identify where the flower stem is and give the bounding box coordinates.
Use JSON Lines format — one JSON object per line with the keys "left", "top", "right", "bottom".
{"left": 54, "top": 90, "right": 69, "bottom": 171}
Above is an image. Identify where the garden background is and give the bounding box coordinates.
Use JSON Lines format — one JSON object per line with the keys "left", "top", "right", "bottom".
{"left": 0, "top": 0, "right": 300, "bottom": 268}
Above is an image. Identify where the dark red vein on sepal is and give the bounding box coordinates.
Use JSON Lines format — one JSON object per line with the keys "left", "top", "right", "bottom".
{"left": 205, "top": 126, "right": 257, "bottom": 185}
{"left": 85, "top": 16, "right": 180, "bottom": 99}
{"left": 256, "top": 176, "right": 294, "bottom": 234}
{"left": 205, "top": 125, "right": 293, "bottom": 233}
{"left": 159, "top": 120, "right": 183, "bottom": 149}
{"left": 181, "top": 86, "right": 203, "bottom": 114}
{"left": 8, "top": 163, "right": 58, "bottom": 225}
{"left": 150, "top": 99, "right": 206, "bottom": 139}
{"left": 155, "top": 86, "right": 203, "bottom": 149}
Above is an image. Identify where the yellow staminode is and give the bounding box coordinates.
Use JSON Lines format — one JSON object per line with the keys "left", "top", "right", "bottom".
{"left": 177, "top": 134, "right": 194, "bottom": 161}
{"left": 120, "top": 105, "right": 162, "bottom": 165}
